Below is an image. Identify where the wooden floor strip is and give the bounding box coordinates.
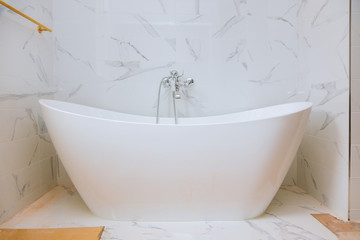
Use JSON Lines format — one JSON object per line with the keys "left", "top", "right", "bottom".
{"left": 312, "top": 214, "right": 360, "bottom": 240}
{"left": 0, "top": 226, "right": 104, "bottom": 240}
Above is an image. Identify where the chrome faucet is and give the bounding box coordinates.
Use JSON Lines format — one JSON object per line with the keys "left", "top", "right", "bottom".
{"left": 156, "top": 70, "right": 195, "bottom": 124}
{"left": 161, "top": 70, "right": 194, "bottom": 99}
{"left": 171, "top": 70, "right": 181, "bottom": 99}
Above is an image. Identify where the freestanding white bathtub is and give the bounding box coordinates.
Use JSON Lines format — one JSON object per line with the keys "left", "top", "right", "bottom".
{"left": 39, "top": 99, "right": 311, "bottom": 221}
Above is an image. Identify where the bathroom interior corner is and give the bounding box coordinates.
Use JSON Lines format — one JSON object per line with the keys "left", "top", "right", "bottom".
{"left": 0, "top": 0, "right": 359, "bottom": 238}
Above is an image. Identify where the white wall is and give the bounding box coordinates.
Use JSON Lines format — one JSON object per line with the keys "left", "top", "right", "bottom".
{"left": 54, "top": 0, "right": 300, "bottom": 117}
{"left": 0, "top": 0, "right": 57, "bottom": 223}
{"left": 53, "top": 0, "right": 350, "bottom": 219}
{"left": 297, "top": 0, "right": 349, "bottom": 220}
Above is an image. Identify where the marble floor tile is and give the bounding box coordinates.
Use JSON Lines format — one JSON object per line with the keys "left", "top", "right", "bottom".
{"left": 0, "top": 185, "right": 338, "bottom": 240}
{"left": 313, "top": 214, "right": 360, "bottom": 240}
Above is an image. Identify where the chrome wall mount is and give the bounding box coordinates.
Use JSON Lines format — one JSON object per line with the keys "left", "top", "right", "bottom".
{"left": 156, "top": 70, "right": 194, "bottom": 124}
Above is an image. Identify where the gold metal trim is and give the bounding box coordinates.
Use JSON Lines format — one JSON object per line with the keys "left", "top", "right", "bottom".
{"left": 0, "top": 0, "right": 52, "bottom": 33}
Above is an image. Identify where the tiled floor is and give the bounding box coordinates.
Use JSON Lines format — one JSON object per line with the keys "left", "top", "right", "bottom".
{"left": 313, "top": 214, "right": 360, "bottom": 240}
{"left": 0, "top": 185, "right": 338, "bottom": 240}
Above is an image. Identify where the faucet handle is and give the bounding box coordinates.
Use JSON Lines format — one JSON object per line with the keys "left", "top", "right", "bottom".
{"left": 170, "top": 70, "right": 179, "bottom": 77}
{"left": 184, "top": 78, "right": 195, "bottom": 88}
{"left": 170, "top": 70, "right": 184, "bottom": 79}
{"left": 162, "top": 77, "right": 171, "bottom": 88}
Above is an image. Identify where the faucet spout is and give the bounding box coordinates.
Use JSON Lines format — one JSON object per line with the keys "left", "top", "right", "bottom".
{"left": 174, "top": 89, "right": 181, "bottom": 99}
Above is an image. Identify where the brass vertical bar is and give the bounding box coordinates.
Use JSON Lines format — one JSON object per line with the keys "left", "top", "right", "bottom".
{"left": 0, "top": 0, "right": 52, "bottom": 33}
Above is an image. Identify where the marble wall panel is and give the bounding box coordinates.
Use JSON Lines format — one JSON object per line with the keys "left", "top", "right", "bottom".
{"left": 297, "top": 0, "right": 349, "bottom": 220}
{"left": 0, "top": 0, "right": 57, "bottom": 224}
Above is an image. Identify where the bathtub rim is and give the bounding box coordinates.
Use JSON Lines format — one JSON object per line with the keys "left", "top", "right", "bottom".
{"left": 39, "top": 99, "right": 312, "bottom": 126}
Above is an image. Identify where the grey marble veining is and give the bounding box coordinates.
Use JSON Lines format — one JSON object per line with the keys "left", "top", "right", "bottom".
{"left": 10, "top": 115, "right": 27, "bottom": 141}
{"left": 111, "top": 37, "right": 150, "bottom": 61}
{"left": 112, "top": 61, "right": 175, "bottom": 81}
{"left": 12, "top": 174, "right": 30, "bottom": 199}
{"left": 72, "top": 0, "right": 95, "bottom": 13}
{"left": 249, "top": 63, "right": 280, "bottom": 85}
{"left": 28, "top": 140, "right": 39, "bottom": 166}
{"left": 268, "top": 16, "right": 295, "bottom": 28}
{"left": 310, "top": 173, "right": 318, "bottom": 190}
{"left": 311, "top": 82, "right": 348, "bottom": 106}
{"left": 29, "top": 54, "right": 50, "bottom": 85}
{"left": 333, "top": 141, "right": 345, "bottom": 160}
{"left": 36, "top": 112, "right": 47, "bottom": 134}
{"left": 26, "top": 109, "right": 38, "bottom": 135}
{"left": 297, "top": 0, "right": 307, "bottom": 17}
{"left": 311, "top": 0, "right": 330, "bottom": 27}
{"left": 267, "top": 213, "right": 327, "bottom": 240}
{"left": 245, "top": 220, "right": 277, "bottom": 240}
{"left": 40, "top": 4, "right": 53, "bottom": 19}
{"left": 212, "top": 15, "right": 245, "bottom": 39}
{"left": 134, "top": 15, "right": 161, "bottom": 38}
{"left": 39, "top": 134, "right": 52, "bottom": 144}
{"left": 274, "top": 40, "right": 298, "bottom": 59}
{"left": 55, "top": 39, "right": 95, "bottom": 73}
{"left": 185, "top": 38, "right": 201, "bottom": 61}
{"left": 22, "top": 31, "right": 35, "bottom": 50}
{"left": 68, "top": 84, "right": 83, "bottom": 99}
{"left": 0, "top": 91, "right": 57, "bottom": 101}
{"left": 195, "top": 0, "right": 200, "bottom": 15}
{"left": 319, "top": 112, "right": 344, "bottom": 131}
{"left": 226, "top": 39, "right": 246, "bottom": 62}
{"left": 157, "top": 0, "right": 167, "bottom": 14}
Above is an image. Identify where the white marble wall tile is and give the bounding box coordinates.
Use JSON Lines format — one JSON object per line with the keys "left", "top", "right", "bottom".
{"left": 0, "top": 136, "right": 38, "bottom": 178}
{"left": 0, "top": 157, "right": 56, "bottom": 223}
{"left": 53, "top": 0, "right": 97, "bottom": 23}
{"left": 0, "top": 0, "right": 56, "bottom": 224}
{"left": 0, "top": 109, "right": 37, "bottom": 143}
{"left": 56, "top": 162, "right": 73, "bottom": 187}
{"left": 305, "top": 107, "right": 349, "bottom": 144}
{"left": 105, "top": 0, "right": 172, "bottom": 15}
{"left": 298, "top": 157, "right": 348, "bottom": 219}
{"left": 0, "top": 20, "right": 55, "bottom": 108}
{"left": 0, "top": 174, "right": 20, "bottom": 221}
{"left": 283, "top": 156, "right": 297, "bottom": 185}
{"left": 299, "top": 135, "right": 348, "bottom": 176}
{"left": 0, "top": 107, "right": 49, "bottom": 144}
{"left": 297, "top": 0, "right": 349, "bottom": 220}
